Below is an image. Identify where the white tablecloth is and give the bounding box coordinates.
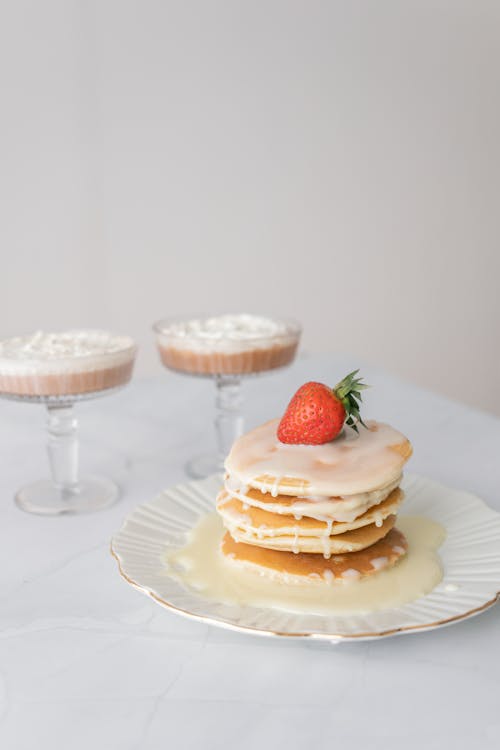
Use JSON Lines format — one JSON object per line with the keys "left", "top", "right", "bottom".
{"left": 1, "top": 354, "right": 499, "bottom": 749}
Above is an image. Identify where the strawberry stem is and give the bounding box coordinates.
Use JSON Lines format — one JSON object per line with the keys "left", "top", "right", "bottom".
{"left": 333, "top": 369, "right": 369, "bottom": 433}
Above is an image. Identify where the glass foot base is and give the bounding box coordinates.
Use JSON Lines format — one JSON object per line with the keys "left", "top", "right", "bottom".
{"left": 185, "top": 454, "right": 224, "bottom": 480}
{"left": 15, "top": 476, "right": 120, "bottom": 515}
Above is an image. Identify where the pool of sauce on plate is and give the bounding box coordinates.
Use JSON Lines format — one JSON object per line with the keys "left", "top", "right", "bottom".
{"left": 165, "top": 514, "right": 445, "bottom": 616}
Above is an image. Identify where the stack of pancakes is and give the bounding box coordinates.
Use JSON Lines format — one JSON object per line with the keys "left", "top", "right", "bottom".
{"left": 216, "top": 418, "right": 412, "bottom": 584}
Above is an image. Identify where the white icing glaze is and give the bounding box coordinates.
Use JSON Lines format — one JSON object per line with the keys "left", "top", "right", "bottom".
{"left": 270, "top": 476, "right": 281, "bottom": 497}
{"left": 392, "top": 545, "right": 406, "bottom": 555}
{"left": 228, "top": 511, "right": 253, "bottom": 527}
{"left": 165, "top": 514, "right": 446, "bottom": 615}
{"left": 370, "top": 556, "right": 389, "bottom": 571}
{"left": 155, "top": 314, "right": 299, "bottom": 354}
{"left": 216, "top": 492, "right": 397, "bottom": 548}
{"left": 225, "top": 419, "right": 411, "bottom": 496}
{"left": 292, "top": 528, "right": 300, "bottom": 554}
{"left": 223, "top": 522, "right": 388, "bottom": 555}
{"left": 341, "top": 568, "right": 361, "bottom": 580}
{"left": 0, "top": 330, "right": 135, "bottom": 375}
{"left": 224, "top": 475, "right": 402, "bottom": 523}
{"left": 225, "top": 475, "right": 249, "bottom": 495}
{"left": 321, "top": 519, "right": 334, "bottom": 558}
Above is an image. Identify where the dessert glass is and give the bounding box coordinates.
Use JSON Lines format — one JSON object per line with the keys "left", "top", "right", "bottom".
{"left": 0, "top": 332, "right": 137, "bottom": 515}
{"left": 153, "top": 314, "right": 301, "bottom": 479}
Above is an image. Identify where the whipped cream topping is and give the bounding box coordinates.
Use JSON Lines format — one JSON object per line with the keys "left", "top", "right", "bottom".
{"left": 225, "top": 419, "right": 412, "bottom": 497}
{"left": 0, "top": 330, "right": 136, "bottom": 375}
{"left": 155, "top": 314, "right": 299, "bottom": 353}
{"left": 0, "top": 330, "right": 134, "bottom": 360}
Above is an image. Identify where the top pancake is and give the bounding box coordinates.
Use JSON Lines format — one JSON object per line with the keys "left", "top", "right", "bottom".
{"left": 225, "top": 418, "right": 412, "bottom": 497}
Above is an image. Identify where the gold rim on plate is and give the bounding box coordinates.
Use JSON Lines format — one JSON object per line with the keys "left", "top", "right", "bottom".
{"left": 110, "top": 543, "right": 500, "bottom": 641}
{"left": 110, "top": 473, "right": 500, "bottom": 642}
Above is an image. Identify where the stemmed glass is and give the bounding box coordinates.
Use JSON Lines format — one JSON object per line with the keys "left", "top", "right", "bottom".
{"left": 153, "top": 315, "right": 301, "bottom": 479}
{"left": 0, "top": 342, "right": 136, "bottom": 515}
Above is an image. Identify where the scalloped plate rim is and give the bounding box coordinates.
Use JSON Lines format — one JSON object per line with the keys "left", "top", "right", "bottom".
{"left": 111, "top": 474, "right": 500, "bottom": 642}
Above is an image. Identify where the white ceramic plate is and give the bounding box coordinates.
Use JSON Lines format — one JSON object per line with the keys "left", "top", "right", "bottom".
{"left": 111, "top": 474, "right": 500, "bottom": 642}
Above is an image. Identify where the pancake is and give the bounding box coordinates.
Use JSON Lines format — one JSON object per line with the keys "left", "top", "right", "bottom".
{"left": 223, "top": 475, "right": 402, "bottom": 523}
{"left": 217, "top": 487, "right": 404, "bottom": 538}
{"left": 221, "top": 526, "right": 408, "bottom": 584}
{"left": 225, "top": 418, "right": 412, "bottom": 498}
{"left": 226, "top": 514, "right": 397, "bottom": 555}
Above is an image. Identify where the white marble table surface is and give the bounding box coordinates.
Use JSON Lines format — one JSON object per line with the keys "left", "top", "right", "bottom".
{"left": 1, "top": 354, "right": 499, "bottom": 750}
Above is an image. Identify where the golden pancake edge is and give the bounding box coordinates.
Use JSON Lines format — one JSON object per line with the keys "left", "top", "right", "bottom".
{"left": 217, "top": 417, "right": 412, "bottom": 582}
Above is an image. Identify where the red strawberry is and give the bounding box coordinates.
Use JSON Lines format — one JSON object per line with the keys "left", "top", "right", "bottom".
{"left": 277, "top": 370, "right": 368, "bottom": 445}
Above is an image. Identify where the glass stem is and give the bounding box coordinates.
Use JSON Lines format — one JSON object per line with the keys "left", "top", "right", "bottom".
{"left": 215, "top": 375, "right": 244, "bottom": 463}
{"left": 46, "top": 404, "right": 79, "bottom": 495}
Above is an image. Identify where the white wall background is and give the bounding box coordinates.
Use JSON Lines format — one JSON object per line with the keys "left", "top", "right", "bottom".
{"left": 1, "top": 1, "right": 499, "bottom": 413}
